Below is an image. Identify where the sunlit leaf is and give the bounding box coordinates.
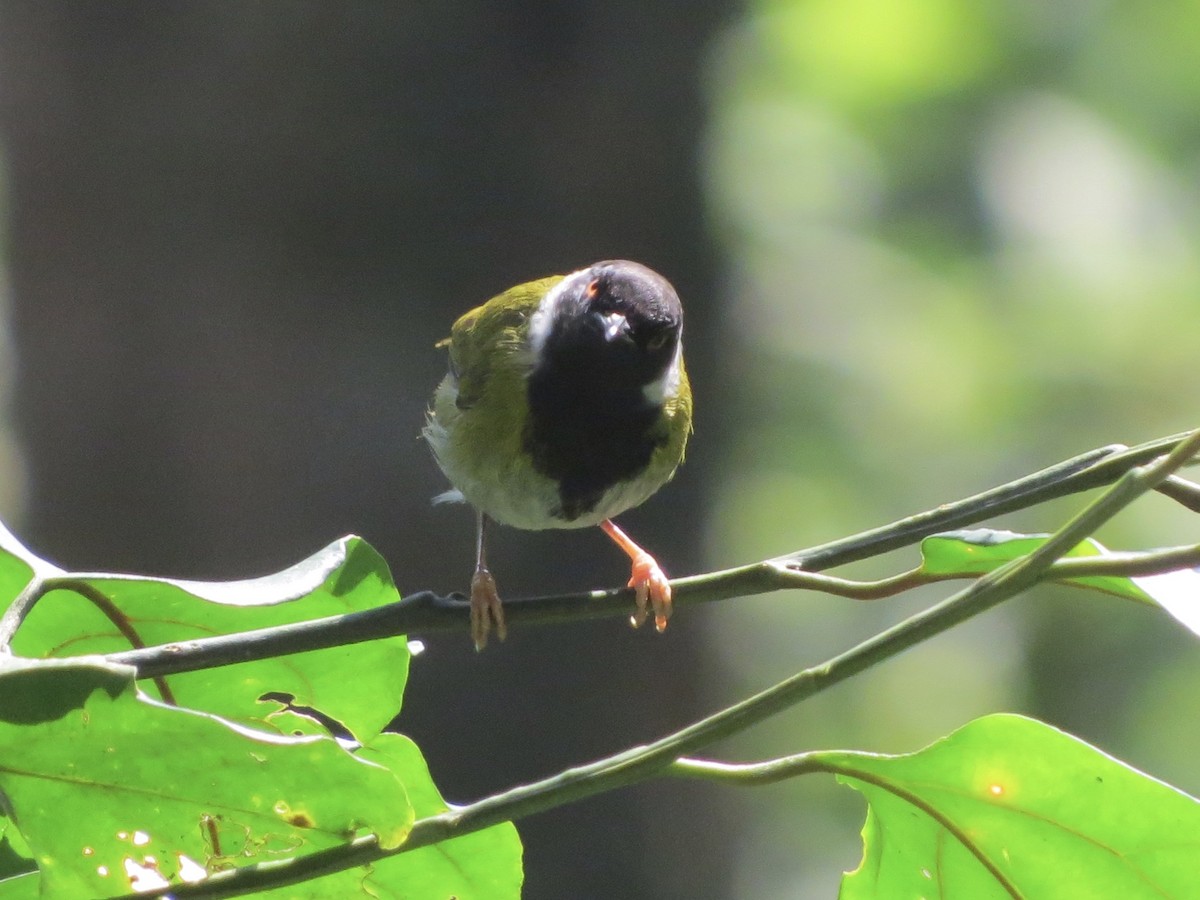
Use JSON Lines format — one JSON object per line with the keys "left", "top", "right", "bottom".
{"left": 0, "top": 813, "right": 37, "bottom": 891}
{"left": 354, "top": 734, "right": 523, "bottom": 899}
{"left": 0, "top": 869, "right": 37, "bottom": 900}
{"left": 921, "top": 527, "right": 1108, "bottom": 579}
{"left": 0, "top": 656, "right": 414, "bottom": 898}
{"left": 8, "top": 535, "right": 409, "bottom": 742}
{"left": 920, "top": 529, "right": 1200, "bottom": 635}
{"left": 835, "top": 714, "right": 1200, "bottom": 899}
{"left": 1127, "top": 567, "right": 1200, "bottom": 637}
{"left": 214, "top": 734, "right": 523, "bottom": 899}
{"left": 0, "top": 520, "right": 61, "bottom": 620}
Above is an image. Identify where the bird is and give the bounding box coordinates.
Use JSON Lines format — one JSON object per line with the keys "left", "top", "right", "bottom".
{"left": 424, "top": 259, "right": 692, "bottom": 649}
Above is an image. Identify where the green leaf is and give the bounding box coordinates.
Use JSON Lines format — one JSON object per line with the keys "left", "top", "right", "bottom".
{"left": 0, "top": 519, "right": 61, "bottom": 618}
{"left": 9, "top": 535, "right": 409, "bottom": 742}
{"left": 0, "top": 814, "right": 38, "bottom": 890}
{"left": 921, "top": 528, "right": 1116, "bottom": 583}
{"left": 0, "top": 870, "right": 38, "bottom": 900}
{"left": 920, "top": 529, "right": 1200, "bottom": 635}
{"left": 0, "top": 519, "right": 58, "bottom": 573}
{"left": 0, "top": 656, "right": 414, "bottom": 898}
{"left": 354, "top": 733, "right": 524, "bottom": 899}
{"left": 834, "top": 714, "right": 1200, "bottom": 899}
{"left": 157, "top": 733, "right": 525, "bottom": 899}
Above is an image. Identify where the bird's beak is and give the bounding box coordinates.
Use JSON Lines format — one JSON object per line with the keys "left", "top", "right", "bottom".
{"left": 599, "top": 311, "right": 630, "bottom": 342}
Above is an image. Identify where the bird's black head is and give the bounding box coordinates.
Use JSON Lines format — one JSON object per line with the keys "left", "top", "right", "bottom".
{"left": 531, "top": 259, "right": 684, "bottom": 392}
{"left": 524, "top": 260, "right": 687, "bottom": 520}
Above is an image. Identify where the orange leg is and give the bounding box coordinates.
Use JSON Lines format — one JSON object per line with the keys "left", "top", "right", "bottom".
{"left": 600, "top": 519, "right": 672, "bottom": 633}
{"left": 470, "top": 511, "right": 506, "bottom": 650}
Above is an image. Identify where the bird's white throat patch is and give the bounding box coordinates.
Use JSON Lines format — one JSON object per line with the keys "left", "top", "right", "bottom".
{"left": 643, "top": 335, "right": 684, "bottom": 405}
{"left": 527, "top": 267, "right": 590, "bottom": 360}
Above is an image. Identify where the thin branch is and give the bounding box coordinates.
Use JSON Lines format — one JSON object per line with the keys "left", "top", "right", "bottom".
{"left": 106, "top": 538, "right": 1200, "bottom": 682}
{"left": 93, "top": 431, "right": 1197, "bottom": 679}
{"left": 6, "top": 434, "right": 1194, "bottom": 670}
{"left": 118, "top": 429, "right": 1200, "bottom": 900}
{"left": 1050, "top": 543, "right": 1200, "bottom": 579}
{"left": 0, "top": 574, "right": 46, "bottom": 649}
{"left": 668, "top": 753, "right": 831, "bottom": 786}
{"left": 1155, "top": 474, "right": 1200, "bottom": 514}
{"left": 777, "top": 431, "right": 1194, "bottom": 571}
{"left": 768, "top": 540, "right": 1200, "bottom": 599}
{"left": 0, "top": 576, "right": 177, "bottom": 703}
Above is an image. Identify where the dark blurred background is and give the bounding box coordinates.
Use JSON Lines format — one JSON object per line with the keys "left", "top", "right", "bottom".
{"left": 1, "top": 2, "right": 1198, "bottom": 897}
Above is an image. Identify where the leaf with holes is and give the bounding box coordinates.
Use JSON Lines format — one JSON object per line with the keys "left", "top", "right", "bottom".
{"left": 0, "top": 656, "right": 413, "bottom": 898}
{"left": 354, "top": 733, "right": 524, "bottom": 898}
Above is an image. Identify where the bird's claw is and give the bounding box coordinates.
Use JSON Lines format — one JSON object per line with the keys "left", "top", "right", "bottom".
{"left": 470, "top": 568, "right": 506, "bottom": 651}
{"left": 627, "top": 555, "right": 672, "bottom": 633}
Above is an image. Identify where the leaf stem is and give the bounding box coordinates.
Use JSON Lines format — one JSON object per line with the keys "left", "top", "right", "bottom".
{"left": 0, "top": 576, "right": 178, "bottom": 703}
{"left": 0, "top": 574, "right": 45, "bottom": 649}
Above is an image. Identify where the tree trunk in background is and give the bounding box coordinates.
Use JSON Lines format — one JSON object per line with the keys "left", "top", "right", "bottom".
{"left": 0, "top": 3, "right": 733, "bottom": 897}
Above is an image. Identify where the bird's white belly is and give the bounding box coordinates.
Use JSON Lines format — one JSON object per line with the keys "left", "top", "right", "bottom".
{"left": 424, "top": 385, "right": 661, "bottom": 530}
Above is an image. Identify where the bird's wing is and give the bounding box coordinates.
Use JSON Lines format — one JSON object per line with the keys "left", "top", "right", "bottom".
{"left": 441, "top": 275, "right": 562, "bottom": 409}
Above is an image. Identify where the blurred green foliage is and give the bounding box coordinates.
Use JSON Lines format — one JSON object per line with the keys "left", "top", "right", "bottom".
{"left": 702, "top": 0, "right": 1200, "bottom": 893}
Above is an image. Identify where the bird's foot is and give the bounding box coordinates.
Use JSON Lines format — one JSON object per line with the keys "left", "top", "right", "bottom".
{"left": 469, "top": 567, "right": 506, "bottom": 651}
{"left": 600, "top": 519, "right": 673, "bottom": 633}
{"left": 627, "top": 554, "right": 672, "bottom": 634}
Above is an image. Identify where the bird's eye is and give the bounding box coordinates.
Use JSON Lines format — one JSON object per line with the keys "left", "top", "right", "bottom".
{"left": 585, "top": 279, "right": 600, "bottom": 298}
{"left": 646, "top": 332, "right": 669, "bottom": 351}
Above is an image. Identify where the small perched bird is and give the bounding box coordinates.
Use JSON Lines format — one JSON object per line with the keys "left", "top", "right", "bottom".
{"left": 424, "top": 260, "right": 692, "bottom": 649}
